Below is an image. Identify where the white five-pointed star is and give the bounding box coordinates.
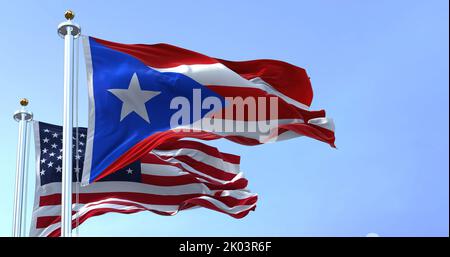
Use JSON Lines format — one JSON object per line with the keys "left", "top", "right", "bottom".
{"left": 43, "top": 138, "right": 49, "bottom": 143}
{"left": 40, "top": 169, "right": 46, "bottom": 176}
{"left": 56, "top": 166, "right": 62, "bottom": 172}
{"left": 126, "top": 168, "right": 133, "bottom": 174}
{"left": 108, "top": 73, "right": 161, "bottom": 123}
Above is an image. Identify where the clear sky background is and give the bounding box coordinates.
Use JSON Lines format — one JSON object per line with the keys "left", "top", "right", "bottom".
{"left": 0, "top": 0, "right": 448, "bottom": 236}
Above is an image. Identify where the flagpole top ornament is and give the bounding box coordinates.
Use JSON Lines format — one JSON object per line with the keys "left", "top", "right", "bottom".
{"left": 13, "top": 98, "right": 33, "bottom": 122}
{"left": 64, "top": 10, "right": 75, "bottom": 20}
{"left": 20, "top": 98, "right": 28, "bottom": 106}
{"left": 57, "top": 10, "right": 81, "bottom": 38}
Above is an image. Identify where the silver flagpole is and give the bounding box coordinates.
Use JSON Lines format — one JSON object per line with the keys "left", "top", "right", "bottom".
{"left": 57, "top": 10, "right": 81, "bottom": 237}
{"left": 12, "top": 98, "right": 33, "bottom": 237}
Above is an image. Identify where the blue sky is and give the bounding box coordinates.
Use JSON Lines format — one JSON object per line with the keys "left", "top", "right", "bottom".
{"left": 0, "top": 0, "right": 448, "bottom": 236}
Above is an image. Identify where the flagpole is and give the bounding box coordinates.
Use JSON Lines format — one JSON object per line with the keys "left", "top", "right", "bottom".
{"left": 12, "top": 98, "right": 33, "bottom": 237}
{"left": 58, "top": 10, "right": 81, "bottom": 237}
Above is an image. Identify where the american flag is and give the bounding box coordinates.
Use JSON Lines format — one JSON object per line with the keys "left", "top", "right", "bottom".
{"left": 30, "top": 121, "right": 257, "bottom": 237}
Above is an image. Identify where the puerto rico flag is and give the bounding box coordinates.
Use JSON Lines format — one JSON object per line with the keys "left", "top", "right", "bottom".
{"left": 82, "top": 36, "right": 335, "bottom": 184}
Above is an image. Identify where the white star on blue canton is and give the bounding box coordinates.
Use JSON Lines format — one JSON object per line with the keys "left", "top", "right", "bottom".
{"left": 108, "top": 73, "right": 161, "bottom": 124}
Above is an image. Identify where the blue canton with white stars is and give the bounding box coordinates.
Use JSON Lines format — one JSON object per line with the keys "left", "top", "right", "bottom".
{"left": 37, "top": 122, "right": 141, "bottom": 186}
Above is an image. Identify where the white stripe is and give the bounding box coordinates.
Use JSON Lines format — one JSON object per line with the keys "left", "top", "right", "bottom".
{"left": 151, "top": 148, "right": 240, "bottom": 174}
{"left": 308, "top": 117, "right": 335, "bottom": 131}
{"left": 38, "top": 181, "right": 213, "bottom": 196}
{"left": 29, "top": 121, "right": 43, "bottom": 237}
{"left": 175, "top": 118, "right": 305, "bottom": 141}
{"left": 140, "top": 163, "right": 190, "bottom": 176}
{"left": 151, "top": 63, "right": 310, "bottom": 110}
{"left": 140, "top": 162, "right": 239, "bottom": 185}
{"left": 216, "top": 189, "right": 256, "bottom": 200}
{"left": 140, "top": 161, "right": 214, "bottom": 184}
{"left": 193, "top": 196, "right": 256, "bottom": 214}
{"left": 81, "top": 35, "right": 95, "bottom": 186}
{"left": 173, "top": 117, "right": 334, "bottom": 144}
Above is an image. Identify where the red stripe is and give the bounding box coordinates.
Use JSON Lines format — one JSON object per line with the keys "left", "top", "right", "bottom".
{"left": 141, "top": 174, "right": 248, "bottom": 190}
{"left": 206, "top": 85, "right": 325, "bottom": 121}
{"left": 92, "top": 37, "right": 313, "bottom": 107}
{"left": 203, "top": 179, "right": 248, "bottom": 190}
{"left": 36, "top": 216, "right": 58, "bottom": 229}
{"left": 139, "top": 152, "right": 172, "bottom": 165}
{"left": 36, "top": 211, "right": 77, "bottom": 229}
{"left": 92, "top": 37, "right": 217, "bottom": 68}
{"left": 40, "top": 192, "right": 204, "bottom": 206}
{"left": 217, "top": 58, "right": 313, "bottom": 107}
{"left": 39, "top": 192, "right": 256, "bottom": 208}
{"left": 277, "top": 123, "right": 336, "bottom": 148}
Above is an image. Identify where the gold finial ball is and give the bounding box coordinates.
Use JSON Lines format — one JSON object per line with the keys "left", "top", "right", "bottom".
{"left": 20, "top": 98, "right": 29, "bottom": 106}
{"left": 64, "top": 10, "right": 75, "bottom": 20}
